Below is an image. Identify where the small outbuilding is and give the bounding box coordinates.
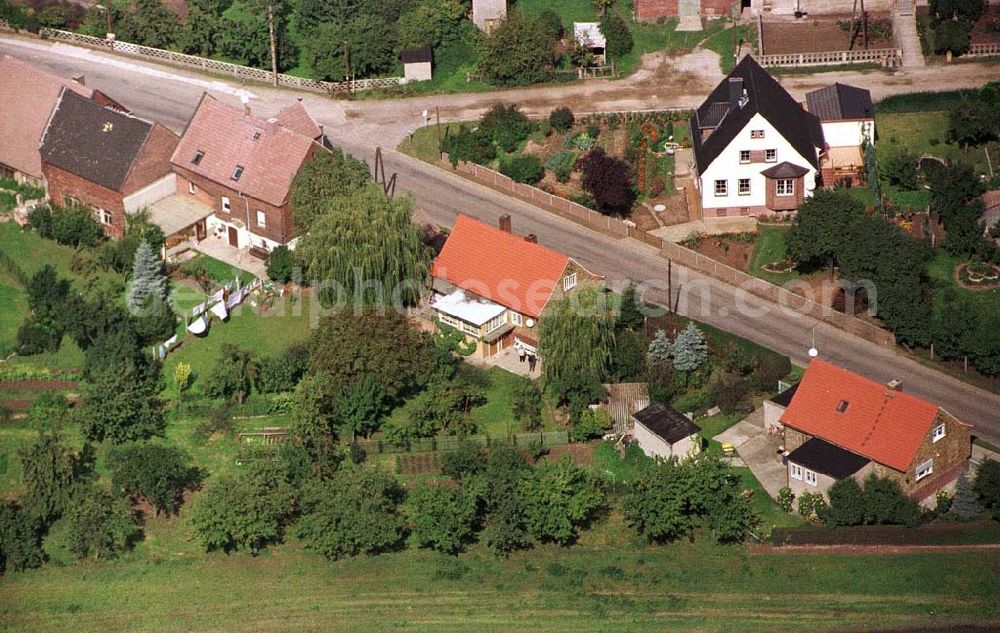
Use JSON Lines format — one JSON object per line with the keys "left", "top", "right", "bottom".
{"left": 401, "top": 46, "right": 433, "bottom": 83}
{"left": 472, "top": 0, "right": 507, "bottom": 33}
{"left": 631, "top": 403, "right": 701, "bottom": 461}
{"left": 573, "top": 22, "right": 607, "bottom": 64}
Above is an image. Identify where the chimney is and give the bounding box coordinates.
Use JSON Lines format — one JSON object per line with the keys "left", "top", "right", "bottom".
{"left": 524, "top": 234, "right": 538, "bottom": 244}
{"left": 728, "top": 77, "right": 744, "bottom": 107}
{"left": 886, "top": 379, "right": 903, "bottom": 392}
{"left": 499, "top": 214, "right": 512, "bottom": 233}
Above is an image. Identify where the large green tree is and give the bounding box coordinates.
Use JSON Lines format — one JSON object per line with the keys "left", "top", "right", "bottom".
{"left": 476, "top": 12, "right": 557, "bottom": 86}
{"left": 127, "top": 241, "right": 171, "bottom": 318}
{"left": 0, "top": 502, "right": 46, "bottom": 575}
{"left": 303, "top": 15, "right": 397, "bottom": 82}
{"left": 203, "top": 344, "right": 261, "bottom": 405}
{"left": 409, "top": 482, "right": 481, "bottom": 555}
{"left": 107, "top": 442, "right": 199, "bottom": 516}
{"left": 296, "top": 185, "right": 432, "bottom": 306}
{"left": 522, "top": 457, "right": 605, "bottom": 545}
{"left": 786, "top": 189, "right": 867, "bottom": 271}
{"left": 290, "top": 148, "right": 371, "bottom": 233}
{"left": 62, "top": 485, "right": 140, "bottom": 560}
{"left": 396, "top": 0, "right": 466, "bottom": 50}
{"left": 17, "top": 432, "right": 85, "bottom": 525}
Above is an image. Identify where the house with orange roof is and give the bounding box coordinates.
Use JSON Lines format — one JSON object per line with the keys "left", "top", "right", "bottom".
{"left": 169, "top": 94, "right": 326, "bottom": 252}
{"left": 776, "top": 358, "right": 972, "bottom": 504}
{"left": 429, "top": 214, "right": 601, "bottom": 357}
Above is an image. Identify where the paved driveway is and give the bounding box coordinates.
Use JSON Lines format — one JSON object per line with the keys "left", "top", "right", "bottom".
{"left": 715, "top": 409, "right": 787, "bottom": 499}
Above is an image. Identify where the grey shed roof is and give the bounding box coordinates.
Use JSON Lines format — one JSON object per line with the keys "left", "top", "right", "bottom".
{"left": 401, "top": 46, "right": 432, "bottom": 64}
{"left": 806, "top": 83, "right": 874, "bottom": 122}
{"left": 39, "top": 88, "right": 152, "bottom": 192}
{"left": 786, "top": 437, "right": 870, "bottom": 480}
{"left": 690, "top": 56, "right": 824, "bottom": 173}
{"left": 632, "top": 403, "right": 701, "bottom": 445}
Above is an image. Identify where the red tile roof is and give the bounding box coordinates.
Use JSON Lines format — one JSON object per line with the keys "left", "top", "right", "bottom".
{"left": 430, "top": 214, "right": 571, "bottom": 318}
{"left": 171, "top": 94, "right": 316, "bottom": 206}
{"left": 0, "top": 56, "right": 93, "bottom": 179}
{"left": 780, "top": 358, "right": 945, "bottom": 472}
{"left": 273, "top": 102, "right": 322, "bottom": 140}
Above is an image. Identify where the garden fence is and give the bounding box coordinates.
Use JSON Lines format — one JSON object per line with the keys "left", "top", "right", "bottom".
{"left": 37, "top": 29, "right": 402, "bottom": 94}
{"left": 752, "top": 48, "right": 901, "bottom": 67}
{"left": 441, "top": 154, "right": 896, "bottom": 348}
{"left": 967, "top": 43, "right": 1000, "bottom": 57}
{"left": 355, "top": 430, "right": 570, "bottom": 455}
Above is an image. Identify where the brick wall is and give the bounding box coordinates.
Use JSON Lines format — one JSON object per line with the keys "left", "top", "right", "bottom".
{"left": 42, "top": 162, "right": 125, "bottom": 238}
{"left": 700, "top": 0, "right": 732, "bottom": 15}
{"left": 898, "top": 410, "right": 972, "bottom": 500}
{"left": 122, "top": 123, "right": 178, "bottom": 195}
{"left": 637, "top": 0, "right": 679, "bottom": 19}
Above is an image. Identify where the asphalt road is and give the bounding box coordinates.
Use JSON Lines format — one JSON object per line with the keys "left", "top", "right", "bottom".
{"left": 3, "top": 36, "right": 999, "bottom": 442}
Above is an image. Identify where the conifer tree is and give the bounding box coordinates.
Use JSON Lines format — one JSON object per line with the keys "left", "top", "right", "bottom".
{"left": 950, "top": 474, "right": 984, "bottom": 519}
{"left": 671, "top": 322, "right": 708, "bottom": 373}
{"left": 127, "top": 241, "right": 170, "bottom": 316}
{"left": 647, "top": 329, "right": 672, "bottom": 365}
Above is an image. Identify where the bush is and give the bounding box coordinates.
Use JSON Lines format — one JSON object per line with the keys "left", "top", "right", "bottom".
{"left": 571, "top": 408, "right": 613, "bottom": 442}
{"left": 545, "top": 151, "right": 577, "bottom": 183}
{"left": 708, "top": 375, "right": 749, "bottom": 413}
{"left": 265, "top": 245, "right": 298, "bottom": 283}
{"left": 510, "top": 378, "right": 544, "bottom": 431}
{"left": 28, "top": 203, "right": 105, "bottom": 248}
{"left": 257, "top": 342, "right": 311, "bottom": 394}
{"left": 880, "top": 150, "right": 919, "bottom": 190}
{"left": 549, "top": 107, "right": 575, "bottom": 133}
{"left": 62, "top": 485, "right": 140, "bottom": 559}
{"left": 442, "top": 125, "right": 497, "bottom": 166}
{"left": 599, "top": 13, "right": 633, "bottom": 60}
{"left": 823, "top": 474, "right": 919, "bottom": 528}
{"left": 778, "top": 487, "right": 795, "bottom": 513}
{"left": 478, "top": 103, "right": 534, "bottom": 153}
{"left": 409, "top": 483, "right": 481, "bottom": 555}
{"left": 797, "top": 491, "right": 826, "bottom": 521}
{"left": 973, "top": 458, "right": 1000, "bottom": 519}
{"left": 536, "top": 8, "right": 564, "bottom": 41}
{"left": 932, "top": 19, "right": 971, "bottom": 56}
{"left": 577, "top": 147, "right": 633, "bottom": 215}
{"left": 0, "top": 501, "right": 45, "bottom": 574}
{"left": 107, "top": 442, "right": 199, "bottom": 516}
{"left": 499, "top": 154, "right": 545, "bottom": 184}
{"left": 440, "top": 439, "right": 487, "bottom": 480}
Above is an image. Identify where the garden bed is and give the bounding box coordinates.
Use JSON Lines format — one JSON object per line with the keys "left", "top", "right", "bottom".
{"left": 772, "top": 521, "right": 1000, "bottom": 546}
{"left": 761, "top": 14, "right": 895, "bottom": 55}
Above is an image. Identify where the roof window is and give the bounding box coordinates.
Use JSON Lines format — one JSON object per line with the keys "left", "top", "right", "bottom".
{"left": 231, "top": 165, "right": 245, "bottom": 181}
{"left": 191, "top": 150, "right": 204, "bottom": 165}
{"left": 836, "top": 399, "right": 849, "bottom": 413}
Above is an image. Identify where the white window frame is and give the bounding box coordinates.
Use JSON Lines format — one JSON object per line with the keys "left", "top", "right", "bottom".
{"left": 438, "top": 313, "right": 460, "bottom": 329}
{"left": 804, "top": 469, "right": 817, "bottom": 486}
{"left": 256, "top": 210, "right": 266, "bottom": 228}
{"left": 563, "top": 273, "right": 577, "bottom": 291}
{"left": 461, "top": 321, "right": 479, "bottom": 336}
{"left": 483, "top": 313, "right": 506, "bottom": 335}
{"left": 932, "top": 423, "right": 945, "bottom": 443}
{"left": 776, "top": 179, "right": 795, "bottom": 196}
{"left": 738, "top": 178, "right": 751, "bottom": 196}
{"left": 916, "top": 459, "right": 933, "bottom": 481}
{"left": 714, "top": 179, "right": 728, "bottom": 196}
{"left": 751, "top": 129, "right": 764, "bottom": 139}
{"left": 188, "top": 181, "right": 197, "bottom": 194}
{"left": 790, "top": 463, "right": 802, "bottom": 480}
{"left": 221, "top": 196, "right": 231, "bottom": 213}
{"left": 765, "top": 149, "right": 777, "bottom": 163}
{"left": 64, "top": 195, "right": 81, "bottom": 208}
{"left": 510, "top": 312, "right": 523, "bottom": 327}
{"left": 93, "top": 207, "right": 112, "bottom": 226}
{"left": 739, "top": 150, "right": 751, "bottom": 164}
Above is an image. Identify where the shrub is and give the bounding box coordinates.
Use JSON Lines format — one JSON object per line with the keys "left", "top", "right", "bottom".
{"left": 409, "top": 482, "right": 481, "bottom": 555}
{"left": 0, "top": 501, "right": 45, "bottom": 574}
{"left": 522, "top": 457, "right": 606, "bottom": 545}
{"left": 266, "top": 245, "right": 298, "bottom": 283}
{"left": 62, "top": 485, "right": 140, "bottom": 559}
{"left": 797, "top": 491, "right": 826, "bottom": 521}
{"left": 973, "top": 458, "right": 1000, "bottom": 519}
{"left": 778, "top": 487, "right": 795, "bottom": 513}
{"left": 549, "top": 107, "right": 575, "bottom": 133}
{"left": 28, "top": 203, "right": 105, "bottom": 248}
{"left": 708, "top": 375, "right": 749, "bottom": 413}
{"left": 510, "top": 377, "right": 544, "bottom": 431}
{"left": 749, "top": 352, "right": 792, "bottom": 392}
{"left": 599, "top": 13, "right": 633, "bottom": 60}
{"left": 545, "top": 150, "right": 577, "bottom": 183}
{"left": 257, "top": 342, "right": 311, "bottom": 394}
{"left": 499, "top": 154, "right": 545, "bottom": 185}
{"left": 440, "top": 440, "right": 487, "bottom": 480}
{"left": 577, "top": 147, "right": 633, "bottom": 215}
{"left": 107, "top": 442, "right": 200, "bottom": 516}
{"left": 478, "top": 103, "right": 534, "bottom": 153}
{"left": 932, "top": 19, "right": 971, "bottom": 56}
{"left": 442, "top": 125, "right": 497, "bottom": 166}
{"left": 571, "top": 408, "right": 613, "bottom": 442}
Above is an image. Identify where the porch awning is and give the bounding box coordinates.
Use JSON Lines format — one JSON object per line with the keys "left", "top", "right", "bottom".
{"left": 146, "top": 194, "right": 213, "bottom": 238}
{"left": 432, "top": 289, "right": 505, "bottom": 326}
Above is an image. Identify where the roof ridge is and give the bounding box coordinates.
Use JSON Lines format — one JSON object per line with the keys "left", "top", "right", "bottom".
{"left": 860, "top": 389, "right": 891, "bottom": 449}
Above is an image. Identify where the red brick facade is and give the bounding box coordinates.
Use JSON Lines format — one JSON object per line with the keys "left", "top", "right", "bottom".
{"left": 636, "top": 0, "right": 731, "bottom": 19}
{"left": 765, "top": 175, "right": 805, "bottom": 211}
{"left": 43, "top": 163, "right": 127, "bottom": 238}
{"left": 122, "top": 124, "right": 178, "bottom": 195}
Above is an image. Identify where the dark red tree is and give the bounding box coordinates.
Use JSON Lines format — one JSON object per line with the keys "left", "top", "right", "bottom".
{"left": 576, "top": 147, "right": 633, "bottom": 216}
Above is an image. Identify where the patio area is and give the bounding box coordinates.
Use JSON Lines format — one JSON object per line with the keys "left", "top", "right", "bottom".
{"left": 714, "top": 408, "right": 787, "bottom": 500}
{"left": 167, "top": 234, "right": 266, "bottom": 279}
{"left": 466, "top": 344, "right": 541, "bottom": 379}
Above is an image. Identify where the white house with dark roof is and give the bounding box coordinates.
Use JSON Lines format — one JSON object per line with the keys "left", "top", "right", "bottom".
{"left": 805, "top": 83, "right": 875, "bottom": 187}
{"left": 690, "top": 56, "right": 825, "bottom": 218}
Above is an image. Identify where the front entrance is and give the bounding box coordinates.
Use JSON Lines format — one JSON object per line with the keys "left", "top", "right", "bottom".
{"left": 227, "top": 226, "right": 238, "bottom": 247}
{"left": 195, "top": 219, "right": 207, "bottom": 242}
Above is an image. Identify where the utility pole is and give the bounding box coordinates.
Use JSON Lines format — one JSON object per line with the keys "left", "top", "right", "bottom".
{"left": 343, "top": 41, "right": 350, "bottom": 82}
{"left": 435, "top": 106, "right": 441, "bottom": 154}
{"left": 667, "top": 259, "right": 673, "bottom": 314}
{"left": 266, "top": 2, "right": 278, "bottom": 86}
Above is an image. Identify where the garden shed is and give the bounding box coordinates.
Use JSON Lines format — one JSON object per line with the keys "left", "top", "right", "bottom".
{"left": 631, "top": 403, "right": 701, "bottom": 461}
{"left": 574, "top": 23, "right": 607, "bottom": 65}
{"left": 401, "top": 46, "right": 433, "bottom": 83}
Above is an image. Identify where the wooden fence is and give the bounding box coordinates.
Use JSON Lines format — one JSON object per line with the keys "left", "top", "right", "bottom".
{"left": 355, "top": 430, "right": 570, "bottom": 455}
{"left": 442, "top": 154, "right": 896, "bottom": 348}
{"left": 38, "top": 28, "right": 402, "bottom": 94}
{"left": 753, "top": 48, "right": 901, "bottom": 67}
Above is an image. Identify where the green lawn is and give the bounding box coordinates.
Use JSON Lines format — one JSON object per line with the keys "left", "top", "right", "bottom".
{"left": 0, "top": 276, "right": 27, "bottom": 354}
{"left": 398, "top": 121, "right": 464, "bottom": 164}
{"left": 700, "top": 21, "right": 755, "bottom": 73}
{"left": 1, "top": 522, "right": 996, "bottom": 631}
{"left": 876, "top": 110, "right": 993, "bottom": 175}
{"left": 748, "top": 225, "right": 800, "bottom": 285}
{"left": 927, "top": 250, "right": 1000, "bottom": 316}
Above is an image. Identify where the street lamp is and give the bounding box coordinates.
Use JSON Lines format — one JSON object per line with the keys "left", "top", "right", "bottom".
{"left": 807, "top": 324, "right": 819, "bottom": 358}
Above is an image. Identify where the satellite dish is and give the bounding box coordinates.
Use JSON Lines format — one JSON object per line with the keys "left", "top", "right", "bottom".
{"left": 525, "top": 318, "right": 535, "bottom": 328}
{"left": 808, "top": 347, "right": 819, "bottom": 358}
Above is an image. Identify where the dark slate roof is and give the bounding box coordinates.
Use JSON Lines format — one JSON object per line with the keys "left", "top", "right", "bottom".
{"left": 805, "top": 83, "right": 874, "bottom": 122}
{"left": 769, "top": 382, "right": 800, "bottom": 408}
{"left": 761, "top": 161, "right": 810, "bottom": 179}
{"left": 690, "top": 56, "right": 824, "bottom": 173}
{"left": 39, "top": 88, "right": 152, "bottom": 191}
{"left": 786, "top": 437, "right": 870, "bottom": 480}
{"left": 632, "top": 403, "right": 701, "bottom": 445}
{"left": 401, "top": 46, "right": 432, "bottom": 64}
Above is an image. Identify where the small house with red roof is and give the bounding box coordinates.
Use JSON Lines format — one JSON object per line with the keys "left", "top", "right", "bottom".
{"left": 169, "top": 94, "right": 325, "bottom": 251}
{"left": 777, "top": 359, "right": 972, "bottom": 504}
{"left": 429, "top": 214, "right": 601, "bottom": 357}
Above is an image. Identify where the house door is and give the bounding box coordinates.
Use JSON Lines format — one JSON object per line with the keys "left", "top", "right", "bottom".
{"left": 195, "top": 220, "right": 207, "bottom": 242}
{"left": 227, "top": 226, "right": 238, "bottom": 247}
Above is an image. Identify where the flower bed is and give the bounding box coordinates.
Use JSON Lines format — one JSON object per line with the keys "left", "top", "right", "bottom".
{"left": 958, "top": 261, "right": 1000, "bottom": 289}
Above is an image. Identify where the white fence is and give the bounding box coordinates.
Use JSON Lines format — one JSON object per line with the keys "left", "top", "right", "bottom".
{"left": 124, "top": 173, "right": 175, "bottom": 213}
{"left": 967, "top": 42, "right": 1000, "bottom": 57}
{"left": 753, "top": 48, "right": 901, "bottom": 67}
{"left": 38, "top": 28, "right": 402, "bottom": 94}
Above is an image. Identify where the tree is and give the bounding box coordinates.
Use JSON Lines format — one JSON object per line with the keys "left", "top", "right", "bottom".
{"left": 28, "top": 203, "right": 104, "bottom": 248}
{"left": 478, "top": 103, "right": 534, "bottom": 153}
{"left": 296, "top": 185, "right": 431, "bottom": 307}
{"left": 408, "top": 376, "right": 485, "bottom": 437}
{"left": 539, "top": 287, "right": 617, "bottom": 408}
{"left": 409, "top": 483, "right": 481, "bottom": 555}
{"left": 481, "top": 444, "right": 533, "bottom": 556}
{"left": 950, "top": 473, "right": 984, "bottom": 519}
{"left": 931, "top": 0, "right": 987, "bottom": 21}
{"left": 331, "top": 375, "right": 389, "bottom": 440}
{"left": 296, "top": 466, "right": 405, "bottom": 559}
{"left": 622, "top": 460, "right": 698, "bottom": 543}
{"left": 523, "top": 457, "right": 605, "bottom": 545}
{"left": 511, "top": 377, "right": 544, "bottom": 431}
{"left": 440, "top": 440, "right": 487, "bottom": 480}
{"left": 396, "top": 0, "right": 466, "bottom": 50}
{"left": 931, "top": 19, "right": 971, "bottom": 56}
{"left": 618, "top": 282, "right": 645, "bottom": 330}
{"left": 116, "top": 0, "right": 179, "bottom": 48}
{"left": 215, "top": 1, "right": 298, "bottom": 71}
{"left": 786, "top": 189, "right": 866, "bottom": 270}
{"left": 948, "top": 96, "right": 998, "bottom": 148}
{"left": 599, "top": 13, "right": 633, "bottom": 60}
{"left": 62, "top": 485, "right": 140, "bottom": 559}
{"left": 0, "top": 502, "right": 45, "bottom": 575}
{"left": 441, "top": 125, "right": 497, "bottom": 166}
{"left": 310, "top": 310, "right": 435, "bottom": 402}
{"left": 571, "top": 408, "right": 613, "bottom": 441}
{"left": 477, "top": 12, "right": 557, "bottom": 87}
{"left": 17, "top": 432, "right": 83, "bottom": 524}
{"left": 879, "top": 149, "right": 918, "bottom": 190}
{"left": 176, "top": 4, "right": 222, "bottom": 56}
{"left": 256, "top": 342, "right": 311, "bottom": 393}
{"left": 303, "top": 15, "right": 397, "bottom": 81}
{"left": 203, "top": 344, "right": 260, "bottom": 405}
{"left": 499, "top": 154, "right": 544, "bottom": 184}
{"left": 973, "top": 459, "right": 1000, "bottom": 518}
{"left": 861, "top": 474, "right": 919, "bottom": 527}
{"left": 536, "top": 8, "right": 564, "bottom": 41}
{"left": 289, "top": 148, "right": 371, "bottom": 233}
{"left": 577, "top": 147, "right": 633, "bottom": 215}
{"left": 671, "top": 322, "right": 708, "bottom": 374}
{"left": 189, "top": 460, "right": 296, "bottom": 554}
{"left": 173, "top": 362, "right": 193, "bottom": 397}
{"left": 647, "top": 329, "right": 673, "bottom": 365}
{"left": 289, "top": 372, "right": 337, "bottom": 455}
{"left": 127, "top": 241, "right": 171, "bottom": 318}
{"left": 483, "top": 493, "right": 531, "bottom": 556}
{"left": 107, "top": 442, "right": 199, "bottom": 516}
{"left": 265, "top": 245, "right": 299, "bottom": 283}
{"left": 549, "top": 107, "right": 575, "bottom": 133}
{"left": 610, "top": 328, "right": 646, "bottom": 381}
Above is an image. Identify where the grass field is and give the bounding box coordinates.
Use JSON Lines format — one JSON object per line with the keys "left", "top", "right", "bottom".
{"left": 927, "top": 251, "right": 1000, "bottom": 316}
{"left": 1, "top": 525, "right": 996, "bottom": 631}
{"left": 875, "top": 111, "right": 993, "bottom": 175}
{"left": 747, "top": 225, "right": 800, "bottom": 285}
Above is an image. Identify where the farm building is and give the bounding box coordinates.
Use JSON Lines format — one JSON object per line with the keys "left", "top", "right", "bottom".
{"left": 401, "top": 46, "right": 433, "bottom": 82}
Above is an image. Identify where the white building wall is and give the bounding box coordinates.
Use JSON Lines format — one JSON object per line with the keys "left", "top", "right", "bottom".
{"left": 699, "top": 112, "right": 818, "bottom": 211}
{"left": 124, "top": 173, "right": 176, "bottom": 213}
{"left": 403, "top": 61, "right": 432, "bottom": 82}
{"left": 206, "top": 215, "right": 282, "bottom": 251}
{"left": 763, "top": 400, "right": 786, "bottom": 430}
{"left": 633, "top": 422, "right": 698, "bottom": 461}
{"left": 821, "top": 120, "right": 874, "bottom": 148}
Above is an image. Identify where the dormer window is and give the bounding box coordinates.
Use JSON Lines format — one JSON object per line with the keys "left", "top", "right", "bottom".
{"left": 252, "top": 131, "right": 261, "bottom": 140}
{"left": 836, "top": 399, "right": 849, "bottom": 413}
{"left": 231, "top": 165, "right": 245, "bottom": 181}
{"left": 191, "top": 150, "right": 204, "bottom": 165}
